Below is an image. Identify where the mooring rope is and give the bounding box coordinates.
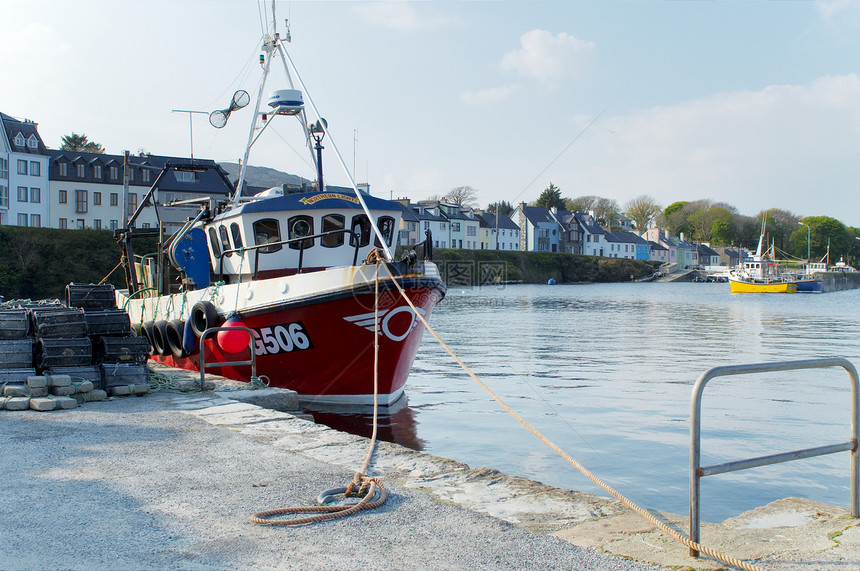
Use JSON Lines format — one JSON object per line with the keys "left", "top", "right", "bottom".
{"left": 250, "top": 263, "right": 386, "bottom": 526}
{"left": 381, "top": 263, "right": 765, "bottom": 571}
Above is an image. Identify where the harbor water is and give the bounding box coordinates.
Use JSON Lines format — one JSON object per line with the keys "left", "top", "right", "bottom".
{"left": 307, "top": 282, "right": 860, "bottom": 523}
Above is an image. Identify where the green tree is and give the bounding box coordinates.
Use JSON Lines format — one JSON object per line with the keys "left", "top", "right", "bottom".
{"left": 534, "top": 182, "right": 565, "bottom": 210}
{"left": 624, "top": 195, "right": 662, "bottom": 233}
{"left": 658, "top": 201, "right": 693, "bottom": 237}
{"left": 486, "top": 200, "right": 514, "bottom": 217}
{"left": 710, "top": 219, "right": 734, "bottom": 246}
{"left": 60, "top": 132, "right": 105, "bottom": 153}
{"left": 791, "top": 216, "right": 853, "bottom": 261}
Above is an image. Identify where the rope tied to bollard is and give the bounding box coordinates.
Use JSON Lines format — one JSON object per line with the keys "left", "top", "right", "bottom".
{"left": 250, "top": 262, "right": 386, "bottom": 526}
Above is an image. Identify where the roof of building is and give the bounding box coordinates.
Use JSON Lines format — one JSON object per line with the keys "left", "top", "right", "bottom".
{"left": 573, "top": 212, "right": 605, "bottom": 236}
{"left": 46, "top": 150, "right": 233, "bottom": 194}
{"left": 1, "top": 112, "right": 47, "bottom": 155}
{"left": 479, "top": 212, "right": 519, "bottom": 231}
{"left": 648, "top": 240, "right": 668, "bottom": 251}
{"left": 697, "top": 243, "right": 720, "bottom": 257}
{"left": 605, "top": 230, "right": 648, "bottom": 245}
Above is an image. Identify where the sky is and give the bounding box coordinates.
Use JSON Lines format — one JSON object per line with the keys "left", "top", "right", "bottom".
{"left": 3, "top": 0, "right": 859, "bottom": 227}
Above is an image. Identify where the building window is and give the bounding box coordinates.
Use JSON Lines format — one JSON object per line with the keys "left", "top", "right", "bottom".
{"left": 0, "top": 185, "right": 7, "bottom": 208}
{"left": 451, "top": 222, "right": 460, "bottom": 232}
{"left": 13, "top": 133, "right": 24, "bottom": 147}
{"left": 27, "top": 135, "right": 38, "bottom": 149}
{"left": 75, "top": 189, "right": 88, "bottom": 213}
{"left": 175, "top": 171, "right": 198, "bottom": 183}
{"left": 128, "top": 193, "right": 137, "bottom": 216}
{"left": 110, "top": 193, "right": 118, "bottom": 206}
{"left": 142, "top": 169, "right": 151, "bottom": 183}
{"left": 59, "top": 218, "right": 68, "bottom": 229}
{"left": 59, "top": 189, "right": 68, "bottom": 203}
{"left": 110, "top": 220, "right": 118, "bottom": 230}
{"left": 30, "top": 214, "right": 40, "bottom": 227}
{"left": 93, "top": 192, "right": 102, "bottom": 206}
{"left": 109, "top": 166, "right": 119, "bottom": 180}
{"left": 0, "top": 158, "right": 7, "bottom": 179}
{"left": 93, "top": 165, "right": 102, "bottom": 179}
{"left": 18, "top": 213, "right": 28, "bottom": 226}
{"left": 94, "top": 219, "right": 101, "bottom": 229}
{"left": 76, "top": 219, "right": 85, "bottom": 229}
{"left": 58, "top": 162, "right": 68, "bottom": 177}
{"left": 30, "top": 161, "right": 40, "bottom": 176}
{"left": 17, "top": 160, "right": 27, "bottom": 175}
{"left": 30, "top": 187, "right": 40, "bottom": 203}
{"left": 76, "top": 163, "right": 85, "bottom": 178}
{"left": 18, "top": 186, "right": 28, "bottom": 202}
{"left": 467, "top": 226, "right": 477, "bottom": 237}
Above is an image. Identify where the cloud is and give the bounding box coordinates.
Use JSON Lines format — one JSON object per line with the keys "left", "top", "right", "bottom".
{"left": 560, "top": 74, "right": 860, "bottom": 224}
{"left": 353, "top": 2, "right": 459, "bottom": 31}
{"left": 460, "top": 85, "right": 518, "bottom": 105}
{"left": 498, "top": 29, "right": 594, "bottom": 84}
{"left": 815, "top": 0, "right": 855, "bottom": 20}
{"left": 0, "top": 22, "right": 70, "bottom": 58}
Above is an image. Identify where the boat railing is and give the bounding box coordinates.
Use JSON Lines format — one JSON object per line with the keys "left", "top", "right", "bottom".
{"left": 215, "top": 228, "right": 361, "bottom": 280}
{"left": 689, "top": 357, "right": 859, "bottom": 558}
{"left": 198, "top": 325, "right": 257, "bottom": 392}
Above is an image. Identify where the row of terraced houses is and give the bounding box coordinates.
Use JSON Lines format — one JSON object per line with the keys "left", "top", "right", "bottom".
{"left": 1, "top": 111, "right": 742, "bottom": 270}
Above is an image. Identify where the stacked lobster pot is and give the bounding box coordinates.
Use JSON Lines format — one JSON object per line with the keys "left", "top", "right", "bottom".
{"left": 0, "top": 308, "right": 36, "bottom": 387}
{"left": 0, "top": 302, "right": 104, "bottom": 411}
{"left": 66, "top": 283, "right": 151, "bottom": 396}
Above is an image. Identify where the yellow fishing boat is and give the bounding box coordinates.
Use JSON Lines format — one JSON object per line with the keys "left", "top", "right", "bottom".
{"left": 728, "top": 216, "right": 797, "bottom": 294}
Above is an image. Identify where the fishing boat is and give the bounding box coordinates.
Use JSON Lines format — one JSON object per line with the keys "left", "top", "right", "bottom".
{"left": 729, "top": 219, "right": 797, "bottom": 294}
{"left": 114, "top": 17, "right": 445, "bottom": 404}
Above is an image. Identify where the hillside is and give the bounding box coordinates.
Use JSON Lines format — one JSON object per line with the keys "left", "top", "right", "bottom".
{"left": 218, "top": 162, "right": 309, "bottom": 190}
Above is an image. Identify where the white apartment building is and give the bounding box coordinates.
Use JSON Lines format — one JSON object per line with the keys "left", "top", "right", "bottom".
{"left": 1, "top": 113, "right": 50, "bottom": 227}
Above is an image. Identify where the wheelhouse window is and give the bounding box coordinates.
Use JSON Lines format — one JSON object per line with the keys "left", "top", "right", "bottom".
{"left": 375, "top": 216, "right": 395, "bottom": 247}
{"left": 253, "top": 218, "right": 282, "bottom": 253}
{"left": 218, "top": 225, "right": 232, "bottom": 257}
{"left": 350, "top": 214, "right": 371, "bottom": 248}
{"left": 287, "top": 215, "right": 314, "bottom": 250}
{"left": 208, "top": 227, "right": 222, "bottom": 258}
{"left": 230, "top": 222, "right": 243, "bottom": 250}
{"left": 321, "top": 214, "right": 345, "bottom": 248}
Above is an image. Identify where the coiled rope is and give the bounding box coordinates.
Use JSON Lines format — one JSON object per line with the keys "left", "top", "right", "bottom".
{"left": 380, "top": 263, "right": 765, "bottom": 571}
{"left": 250, "top": 263, "right": 386, "bottom": 526}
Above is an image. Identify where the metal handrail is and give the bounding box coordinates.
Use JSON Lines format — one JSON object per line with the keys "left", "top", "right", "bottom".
{"left": 216, "top": 228, "right": 361, "bottom": 280}
{"left": 689, "top": 357, "right": 859, "bottom": 557}
{"left": 198, "top": 325, "right": 257, "bottom": 392}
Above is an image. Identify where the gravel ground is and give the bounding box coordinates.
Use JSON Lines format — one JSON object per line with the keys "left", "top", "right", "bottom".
{"left": 0, "top": 391, "right": 666, "bottom": 571}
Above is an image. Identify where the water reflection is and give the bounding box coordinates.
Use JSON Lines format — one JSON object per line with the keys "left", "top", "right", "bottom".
{"left": 312, "top": 283, "right": 860, "bottom": 522}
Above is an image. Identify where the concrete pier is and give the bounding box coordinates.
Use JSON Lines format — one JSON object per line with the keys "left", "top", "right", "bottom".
{"left": 1, "top": 364, "right": 858, "bottom": 570}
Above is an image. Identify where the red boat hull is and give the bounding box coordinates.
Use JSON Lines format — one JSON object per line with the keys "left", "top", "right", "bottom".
{"left": 151, "top": 280, "right": 443, "bottom": 404}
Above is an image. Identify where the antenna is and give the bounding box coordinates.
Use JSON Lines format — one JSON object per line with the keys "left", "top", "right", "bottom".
{"left": 171, "top": 109, "right": 207, "bottom": 160}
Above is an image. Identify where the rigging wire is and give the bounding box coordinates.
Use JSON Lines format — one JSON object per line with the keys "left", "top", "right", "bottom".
{"left": 511, "top": 108, "right": 606, "bottom": 204}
